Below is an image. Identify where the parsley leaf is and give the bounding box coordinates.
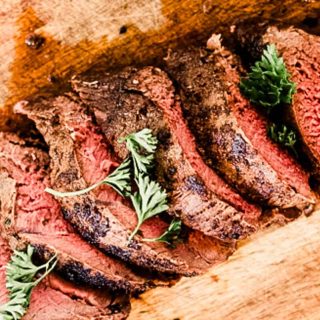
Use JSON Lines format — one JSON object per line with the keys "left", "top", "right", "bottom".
{"left": 129, "top": 174, "right": 169, "bottom": 242}
{"left": 0, "top": 245, "right": 57, "bottom": 320}
{"left": 240, "top": 44, "right": 296, "bottom": 110}
{"left": 0, "top": 291, "right": 27, "bottom": 320}
{"left": 120, "top": 128, "right": 157, "bottom": 176}
{"left": 46, "top": 127, "right": 175, "bottom": 245}
{"left": 268, "top": 123, "right": 297, "bottom": 155}
{"left": 142, "top": 220, "right": 182, "bottom": 245}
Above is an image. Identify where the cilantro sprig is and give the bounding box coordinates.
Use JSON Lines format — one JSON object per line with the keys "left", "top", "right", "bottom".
{"left": 0, "top": 245, "right": 57, "bottom": 320}
{"left": 240, "top": 44, "right": 296, "bottom": 110}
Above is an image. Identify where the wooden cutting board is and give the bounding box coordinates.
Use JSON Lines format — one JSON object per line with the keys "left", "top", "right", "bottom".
{"left": 1, "top": 1, "right": 320, "bottom": 319}
{"left": 1, "top": 0, "right": 319, "bottom": 129}
{"left": 129, "top": 211, "right": 320, "bottom": 319}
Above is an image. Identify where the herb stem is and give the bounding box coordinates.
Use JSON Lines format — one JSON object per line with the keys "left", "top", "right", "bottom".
{"left": 142, "top": 220, "right": 181, "bottom": 244}
{"left": 33, "top": 254, "right": 57, "bottom": 286}
{"left": 45, "top": 179, "right": 105, "bottom": 198}
{"left": 128, "top": 220, "right": 143, "bottom": 243}
{"left": 142, "top": 236, "right": 163, "bottom": 243}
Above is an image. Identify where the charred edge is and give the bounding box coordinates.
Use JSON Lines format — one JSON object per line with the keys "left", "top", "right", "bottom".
{"left": 62, "top": 199, "right": 146, "bottom": 272}
{"left": 232, "top": 21, "right": 268, "bottom": 67}
{"left": 228, "top": 220, "right": 255, "bottom": 240}
{"left": 157, "top": 128, "right": 172, "bottom": 150}
{"left": 107, "top": 295, "right": 131, "bottom": 316}
{"left": 80, "top": 202, "right": 110, "bottom": 238}
{"left": 62, "top": 207, "right": 135, "bottom": 262}
{"left": 32, "top": 243, "right": 56, "bottom": 262}
{"left": 33, "top": 244, "right": 142, "bottom": 294}
{"left": 62, "top": 207, "right": 107, "bottom": 248}
{"left": 58, "top": 261, "right": 133, "bottom": 293}
{"left": 106, "top": 244, "right": 184, "bottom": 276}
{"left": 73, "top": 202, "right": 110, "bottom": 238}
{"left": 63, "top": 204, "right": 184, "bottom": 274}
{"left": 108, "top": 303, "right": 126, "bottom": 315}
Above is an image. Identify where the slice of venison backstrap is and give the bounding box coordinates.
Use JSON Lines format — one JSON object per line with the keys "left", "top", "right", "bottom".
{"left": 260, "top": 27, "right": 320, "bottom": 180}
{"left": 164, "top": 45, "right": 315, "bottom": 215}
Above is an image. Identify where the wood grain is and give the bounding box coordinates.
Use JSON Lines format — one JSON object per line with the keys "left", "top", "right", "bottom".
{"left": 1, "top": 0, "right": 319, "bottom": 129}
{"left": 130, "top": 212, "right": 320, "bottom": 320}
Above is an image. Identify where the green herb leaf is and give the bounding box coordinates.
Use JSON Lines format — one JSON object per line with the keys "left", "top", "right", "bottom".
{"left": 120, "top": 128, "right": 157, "bottom": 176}
{"left": 268, "top": 123, "right": 297, "bottom": 155}
{"left": 0, "top": 291, "right": 27, "bottom": 320}
{"left": 129, "top": 174, "right": 169, "bottom": 242}
{"left": 0, "top": 245, "right": 57, "bottom": 320}
{"left": 240, "top": 44, "right": 296, "bottom": 110}
{"left": 45, "top": 158, "right": 132, "bottom": 198}
{"left": 142, "top": 220, "right": 182, "bottom": 245}
{"left": 100, "top": 158, "right": 132, "bottom": 197}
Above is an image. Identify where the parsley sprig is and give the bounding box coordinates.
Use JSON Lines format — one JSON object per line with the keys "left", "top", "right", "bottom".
{"left": 240, "top": 44, "right": 296, "bottom": 110}
{"left": 0, "top": 245, "right": 57, "bottom": 320}
{"left": 45, "top": 157, "right": 132, "bottom": 198}
{"left": 142, "top": 220, "right": 182, "bottom": 245}
{"left": 268, "top": 123, "right": 297, "bottom": 156}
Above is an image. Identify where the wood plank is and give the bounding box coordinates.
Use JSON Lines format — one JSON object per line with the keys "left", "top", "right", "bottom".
{"left": 1, "top": 0, "right": 319, "bottom": 129}
{"left": 130, "top": 212, "right": 320, "bottom": 319}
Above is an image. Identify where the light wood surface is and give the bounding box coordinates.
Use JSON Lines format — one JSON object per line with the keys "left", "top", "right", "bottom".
{"left": 130, "top": 211, "right": 320, "bottom": 320}
{"left": 1, "top": 0, "right": 319, "bottom": 129}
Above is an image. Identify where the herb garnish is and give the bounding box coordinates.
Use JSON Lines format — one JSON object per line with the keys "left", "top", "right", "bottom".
{"left": 45, "top": 128, "right": 181, "bottom": 244}
{"left": 142, "top": 220, "right": 182, "bottom": 245}
{"left": 122, "top": 130, "right": 171, "bottom": 242}
{"left": 240, "top": 44, "right": 296, "bottom": 110}
{"left": 268, "top": 123, "right": 297, "bottom": 156}
{"left": 129, "top": 174, "right": 169, "bottom": 242}
{"left": 0, "top": 245, "right": 57, "bottom": 320}
{"left": 45, "top": 157, "right": 132, "bottom": 198}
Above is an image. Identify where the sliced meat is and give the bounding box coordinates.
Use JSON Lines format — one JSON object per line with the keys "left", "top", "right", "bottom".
{"left": 15, "top": 94, "right": 234, "bottom": 275}
{"left": 0, "top": 132, "right": 163, "bottom": 293}
{"left": 214, "top": 40, "right": 315, "bottom": 205}
{"left": 72, "top": 67, "right": 260, "bottom": 242}
{"left": 164, "top": 46, "right": 315, "bottom": 214}
{"left": 16, "top": 97, "right": 205, "bottom": 275}
{"left": 260, "top": 27, "right": 320, "bottom": 178}
{"left": 55, "top": 92, "right": 235, "bottom": 271}
{"left": 24, "top": 274, "right": 130, "bottom": 320}
{"left": 0, "top": 183, "right": 130, "bottom": 320}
